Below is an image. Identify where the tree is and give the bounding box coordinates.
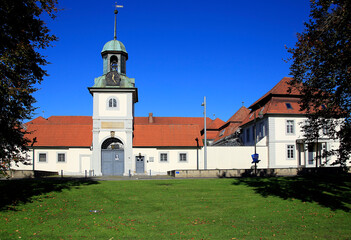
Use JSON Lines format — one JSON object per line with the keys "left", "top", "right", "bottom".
{"left": 0, "top": 0, "right": 58, "bottom": 175}
{"left": 288, "top": 0, "right": 351, "bottom": 167}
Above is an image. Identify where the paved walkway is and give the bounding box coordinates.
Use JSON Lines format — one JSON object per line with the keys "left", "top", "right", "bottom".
{"left": 91, "top": 175, "right": 176, "bottom": 181}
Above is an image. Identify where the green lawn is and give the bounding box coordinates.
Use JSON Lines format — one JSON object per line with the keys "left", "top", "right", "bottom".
{"left": 0, "top": 175, "right": 351, "bottom": 239}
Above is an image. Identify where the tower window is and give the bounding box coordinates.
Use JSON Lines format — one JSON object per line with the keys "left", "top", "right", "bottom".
{"left": 110, "top": 56, "right": 118, "bottom": 72}
{"left": 108, "top": 98, "right": 117, "bottom": 108}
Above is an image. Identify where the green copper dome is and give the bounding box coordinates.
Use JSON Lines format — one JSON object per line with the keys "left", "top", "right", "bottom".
{"left": 101, "top": 40, "right": 127, "bottom": 54}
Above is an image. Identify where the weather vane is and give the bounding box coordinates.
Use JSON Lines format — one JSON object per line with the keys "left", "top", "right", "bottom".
{"left": 114, "top": 1, "right": 124, "bottom": 40}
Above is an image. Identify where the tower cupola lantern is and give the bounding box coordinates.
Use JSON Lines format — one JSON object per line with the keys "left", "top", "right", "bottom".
{"left": 101, "top": 2, "right": 128, "bottom": 75}
{"left": 90, "top": 2, "right": 135, "bottom": 89}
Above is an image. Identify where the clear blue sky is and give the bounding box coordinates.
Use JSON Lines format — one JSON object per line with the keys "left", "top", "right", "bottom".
{"left": 35, "top": 0, "right": 311, "bottom": 122}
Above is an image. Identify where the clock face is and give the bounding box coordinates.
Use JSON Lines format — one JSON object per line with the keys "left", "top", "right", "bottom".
{"left": 106, "top": 71, "right": 121, "bottom": 86}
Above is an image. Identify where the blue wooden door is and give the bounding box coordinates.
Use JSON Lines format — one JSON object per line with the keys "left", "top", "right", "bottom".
{"left": 135, "top": 156, "right": 145, "bottom": 173}
{"left": 101, "top": 150, "right": 124, "bottom": 176}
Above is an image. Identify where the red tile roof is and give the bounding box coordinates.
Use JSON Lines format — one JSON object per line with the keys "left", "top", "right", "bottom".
{"left": 25, "top": 116, "right": 207, "bottom": 148}
{"left": 24, "top": 116, "right": 93, "bottom": 147}
{"left": 226, "top": 106, "right": 250, "bottom": 123}
{"left": 133, "top": 124, "right": 203, "bottom": 147}
{"left": 213, "top": 106, "right": 250, "bottom": 143}
{"left": 207, "top": 118, "right": 225, "bottom": 129}
{"left": 241, "top": 78, "right": 306, "bottom": 126}
{"left": 249, "top": 77, "right": 301, "bottom": 109}
{"left": 134, "top": 116, "right": 211, "bottom": 129}
{"left": 204, "top": 131, "right": 219, "bottom": 140}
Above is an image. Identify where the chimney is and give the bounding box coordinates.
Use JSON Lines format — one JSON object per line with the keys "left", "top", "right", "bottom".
{"left": 148, "top": 113, "right": 154, "bottom": 124}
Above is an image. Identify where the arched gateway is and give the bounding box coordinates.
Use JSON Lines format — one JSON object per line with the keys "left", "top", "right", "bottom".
{"left": 101, "top": 138, "right": 124, "bottom": 176}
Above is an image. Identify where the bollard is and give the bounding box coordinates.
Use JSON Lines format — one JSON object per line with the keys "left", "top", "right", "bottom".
{"left": 129, "top": 169, "right": 131, "bottom": 177}
{"left": 61, "top": 170, "right": 63, "bottom": 178}
{"left": 150, "top": 169, "right": 151, "bottom": 176}
{"left": 85, "top": 170, "right": 87, "bottom": 178}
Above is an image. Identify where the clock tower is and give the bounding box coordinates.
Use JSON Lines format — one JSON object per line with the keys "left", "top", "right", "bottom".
{"left": 88, "top": 4, "right": 138, "bottom": 176}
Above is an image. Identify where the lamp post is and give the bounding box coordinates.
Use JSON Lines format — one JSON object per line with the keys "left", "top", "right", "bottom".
{"left": 253, "top": 109, "right": 263, "bottom": 176}
{"left": 201, "top": 96, "right": 207, "bottom": 170}
{"left": 31, "top": 137, "right": 37, "bottom": 175}
{"left": 254, "top": 111, "right": 257, "bottom": 175}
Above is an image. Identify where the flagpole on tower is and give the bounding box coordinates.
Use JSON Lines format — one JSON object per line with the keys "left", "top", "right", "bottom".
{"left": 114, "top": 1, "right": 123, "bottom": 40}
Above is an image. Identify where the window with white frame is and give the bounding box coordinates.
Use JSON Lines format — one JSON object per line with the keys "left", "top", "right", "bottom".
{"left": 179, "top": 153, "right": 187, "bottom": 162}
{"left": 160, "top": 153, "right": 168, "bottom": 162}
{"left": 286, "top": 120, "right": 295, "bottom": 134}
{"left": 38, "top": 153, "right": 47, "bottom": 163}
{"left": 287, "top": 145, "right": 295, "bottom": 159}
{"left": 258, "top": 122, "right": 265, "bottom": 138}
{"left": 57, "top": 153, "right": 66, "bottom": 163}
{"left": 246, "top": 128, "right": 250, "bottom": 142}
{"left": 107, "top": 98, "right": 117, "bottom": 109}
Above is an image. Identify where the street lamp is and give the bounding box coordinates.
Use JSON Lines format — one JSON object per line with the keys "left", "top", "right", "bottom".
{"left": 201, "top": 96, "right": 207, "bottom": 170}
{"left": 252, "top": 109, "right": 263, "bottom": 175}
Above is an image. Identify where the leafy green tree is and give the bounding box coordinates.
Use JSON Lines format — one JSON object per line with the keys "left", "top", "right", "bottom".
{"left": 0, "top": 0, "right": 58, "bottom": 175}
{"left": 288, "top": 0, "right": 351, "bottom": 167}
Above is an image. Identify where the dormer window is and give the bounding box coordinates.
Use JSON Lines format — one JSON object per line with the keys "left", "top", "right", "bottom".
{"left": 285, "top": 103, "right": 293, "bottom": 109}
{"left": 219, "top": 129, "right": 225, "bottom": 137}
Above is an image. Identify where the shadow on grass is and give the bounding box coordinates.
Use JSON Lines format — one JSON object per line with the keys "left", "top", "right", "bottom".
{"left": 0, "top": 178, "right": 99, "bottom": 211}
{"left": 233, "top": 173, "right": 351, "bottom": 211}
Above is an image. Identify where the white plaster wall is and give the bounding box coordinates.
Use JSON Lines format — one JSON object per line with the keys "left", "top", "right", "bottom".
{"left": 267, "top": 116, "right": 305, "bottom": 168}
{"left": 97, "top": 92, "right": 128, "bottom": 117}
{"left": 10, "top": 151, "right": 34, "bottom": 170}
{"left": 271, "top": 116, "right": 305, "bottom": 141}
{"left": 12, "top": 148, "right": 92, "bottom": 175}
{"left": 131, "top": 146, "right": 268, "bottom": 175}
{"left": 269, "top": 142, "right": 299, "bottom": 168}
{"left": 132, "top": 148, "right": 200, "bottom": 175}
{"left": 257, "top": 136, "right": 267, "bottom": 146}
{"left": 207, "top": 146, "right": 268, "bottom": 169}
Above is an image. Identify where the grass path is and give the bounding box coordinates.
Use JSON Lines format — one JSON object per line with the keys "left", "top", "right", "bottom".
{"left": 0, "top": 177, "right": 350, "bottom": 239}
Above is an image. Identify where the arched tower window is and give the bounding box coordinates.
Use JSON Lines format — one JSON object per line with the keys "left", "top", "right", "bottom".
{"left": 110, "top": 55, "right": 118, "bottom": 72}
{"left": 108, "top": 98, "right": 117, "bottom": 108}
